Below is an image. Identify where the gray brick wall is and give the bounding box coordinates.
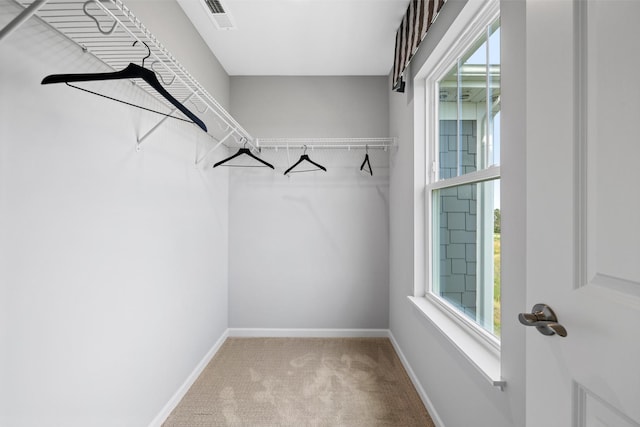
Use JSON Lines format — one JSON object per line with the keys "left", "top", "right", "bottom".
{"left": 437, "top": 120, "right": 477, "bottom": 316}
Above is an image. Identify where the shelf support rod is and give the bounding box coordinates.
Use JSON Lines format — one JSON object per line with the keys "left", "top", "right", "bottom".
{"left": 195, "top": 128, "right": 236, "bottom": 165}
{"left": 136, "top": 92, "right": 196, "bottom": 149}
{"left": 0, "top": 0, "right": 49, "bottom": 43}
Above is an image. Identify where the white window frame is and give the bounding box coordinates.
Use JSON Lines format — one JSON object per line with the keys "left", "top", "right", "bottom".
{"left": 408, "top": 0, "right": 504, "bottom": 388}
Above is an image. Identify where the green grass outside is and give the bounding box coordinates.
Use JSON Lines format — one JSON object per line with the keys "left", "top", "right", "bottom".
{"left": 494, "top": 234, "right": 501, "bottom": 336}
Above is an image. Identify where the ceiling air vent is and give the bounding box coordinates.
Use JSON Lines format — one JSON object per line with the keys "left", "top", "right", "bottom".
{"left": 203, "top": 0, "right": 236, "bottom": 30}
{"left": 205, "top": 0, "right": 225, "bottom": 14}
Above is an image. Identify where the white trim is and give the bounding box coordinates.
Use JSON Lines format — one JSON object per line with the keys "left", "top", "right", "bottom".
{"left": 410, "top": 0, "right": 504, "bottom": 389}
{"left": 408, "top": 296, "right": 504, "bottom": 388}
{"left": 414, "top": 78, "right": 428, "bottom": 302}
{"left": 147, "top": 329, "right": 230, "bottom": 427}
{"left": 574, "top": 0, "right": 588, "bottom": 292}
{"left": 227, "top": 328, "right": 390, "bottom": 338}
{"left": 414, "top": 0, "right": 500, "bottom": 82}
{"left": 428, "top": 166, "right": 500, "bottom": 191}
{"left": 425, "top": 293, "right": 500, "bottom": 351}
{"left": 388, "top": 331, "right": 446, "bottom": 427}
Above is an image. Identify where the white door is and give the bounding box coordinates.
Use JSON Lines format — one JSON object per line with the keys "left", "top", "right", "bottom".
{"left": 525, "top": 0, "right": 640, "bottom": 425}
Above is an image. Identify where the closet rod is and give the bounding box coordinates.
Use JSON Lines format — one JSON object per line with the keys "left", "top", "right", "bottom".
{"left": 256, "top": 137, "right": 396, "bottom": 150}
{"left": 258, "top": 144, "right": 392, "bottom": 150}
{"left": 0, "top": 0, "right": 49, "bottom": 43}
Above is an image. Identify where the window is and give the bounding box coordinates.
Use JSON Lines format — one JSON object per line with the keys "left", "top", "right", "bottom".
{"left": 428, "top": 19, "right": 501, "bottom": 340}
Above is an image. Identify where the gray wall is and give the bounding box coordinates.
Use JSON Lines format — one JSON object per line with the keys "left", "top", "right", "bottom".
{"left": 388, "top": 0, "right": 523, "bottom": 426}
{"left": 230, "top": 76, "right": 389, "bottom": 138}
{"left": 0, "top": 1, "right": 231, "bottom": 425}
{"left": 228, "top": 76, "right": 390, "bottom": 329}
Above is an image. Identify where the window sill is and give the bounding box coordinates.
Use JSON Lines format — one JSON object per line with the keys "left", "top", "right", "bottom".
{"left": 408, "top": 296, "right": 505, "bottom": 389}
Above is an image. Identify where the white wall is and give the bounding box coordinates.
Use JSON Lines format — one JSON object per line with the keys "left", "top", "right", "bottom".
{"left": 388, "top": 0, "right": 524, "bottom": 426}
{"left": 228, "top": 77, "right": 390, "bottom": 329}
{"left": 0, "top": 2, "right": 230, "bottom": 425}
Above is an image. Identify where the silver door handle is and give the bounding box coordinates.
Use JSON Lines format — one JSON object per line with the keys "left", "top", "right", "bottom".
{"left": 518, "top": 303, "right": 567, "bottom": 337}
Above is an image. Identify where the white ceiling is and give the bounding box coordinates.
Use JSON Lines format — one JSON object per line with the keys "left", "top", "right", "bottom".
{"left": 176, "top": 0, "right": 411, "bottom": 76}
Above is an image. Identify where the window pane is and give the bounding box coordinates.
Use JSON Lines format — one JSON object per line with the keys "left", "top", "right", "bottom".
{"left": 459, "top": 34, "right": 486, "bottom": 174}
{"left": 488, "top": 22, "right": 501, "bottom": 167}
{"left": 436, "top": 21, "right": 501, "bottom": 178}
{"left": 438, "top": 66, "right": 459, "bottom": 180}
{"left": 433, "top": 179, "right": 501, "bottom": 336}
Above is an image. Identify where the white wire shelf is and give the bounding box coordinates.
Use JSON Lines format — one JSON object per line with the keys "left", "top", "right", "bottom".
{"left": 2, "top": 1, "right": 397, "bottom": 162}
{"left": 7, "top": 0, "right": 254, "bottom": 150}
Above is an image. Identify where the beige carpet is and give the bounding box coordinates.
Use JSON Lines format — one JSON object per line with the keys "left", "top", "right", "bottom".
{"left": 163, "top": 337, "right": 434, "bottom": 427}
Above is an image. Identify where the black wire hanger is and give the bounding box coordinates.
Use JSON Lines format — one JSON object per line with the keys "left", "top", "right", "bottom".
{"left": 283, "top": 145, "right": 327, "bottom": 175}
{"left": 213, "top": 140, "right": 274, "bottom": 169}
{"left": 41, "top": 41, "right": 207, "bottom": 132}
{"left": 360, "top": 145, "right": 373, "bottom": 176}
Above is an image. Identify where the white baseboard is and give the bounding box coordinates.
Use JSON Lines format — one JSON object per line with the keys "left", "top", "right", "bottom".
{"left": 388, "top": 331, "right": 445, "bottom": 427}
{"left": 227, "top": 328, "right": 390, "bottom": 338}
{"left": 147, "top": 329, "right": 229, "bottom": 427}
